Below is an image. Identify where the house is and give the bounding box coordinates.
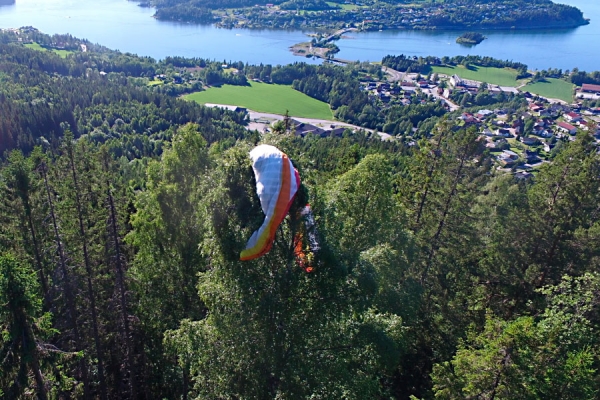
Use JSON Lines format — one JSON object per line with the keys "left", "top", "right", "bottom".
{"left": 564, "top": 112, "right": 582, "bottom": 123}
{"left": 450, "top": 75, "right": 463, "bottom": 87}
{"left": 515, "top": 171, "right": 533, "bottom": 180}
{"left": 498, "top": 150, "right": 519, "bottom": 167}
{"left": 538, "top": 109, "right": 551, "bottom": 118}
{"left": 486, "top": 138, "right": 507, "bottom": 151}
{"left": 327, "top": 127, "right": 347, "bottom": 137}
{"left": 556, "top": 121, "right": 577, "bottom": 135}
{"left": 477, "top": 109, "right": 493, "bottom": 119}
{"left": 524, "top": 150, "right": 541, "bottom": 163}
{"left": 495, "top": 128, "right": 512, "bottom": 138}
{"left": 288, "top": 120, "right": 326, "bottom": 137}
{"left": 460, "top": 113, "right": 478, "bottom": 125}
{"left": 528, "top": 103, "right": 543, "bottom": 112}
{"left": 532, "top": 126, "right": 552, "bottom": 138}
{"left": 482, "top": 127, "right": 494, "bottom": 136}
{"left": 521, "top": 136, "right": 540, "bottom": 145}
{"left": 581, "top": 83, "right": 600, "bottom": 93}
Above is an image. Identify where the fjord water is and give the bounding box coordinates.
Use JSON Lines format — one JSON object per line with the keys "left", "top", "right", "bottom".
{"left": 0, "top": 0, "right": 316, "bottom": 65}
{"left": 0, "top": 0, "right": 598, "bottom": 70}
{"left": 336, "top": 0, "right": 600, "bottom": 71}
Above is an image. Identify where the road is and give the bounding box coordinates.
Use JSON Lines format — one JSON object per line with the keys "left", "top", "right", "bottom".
{"left": 382, "top": 66, "right": 403, "bottom": 82}
{"left": 423, "top": 88, "right": 460, "bottom": 112}
{"left": 246, "top": 109, "right": 393, "bottom": 141}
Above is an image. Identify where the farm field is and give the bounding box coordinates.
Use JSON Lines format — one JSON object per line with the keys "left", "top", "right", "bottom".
{"left": 428, "top": 65, "right": 521, "bottom": 87}
{"left": 24, "top": 42, "right": 72, "bottom": 58}
{"left": 521, "top": 78, "right": 574, "bottom": 103}
{"left": 185, "top": 81, "right": 333, "bottom": 119}
{"left": 326, "top": 2, "right": 359, "bottom": 10}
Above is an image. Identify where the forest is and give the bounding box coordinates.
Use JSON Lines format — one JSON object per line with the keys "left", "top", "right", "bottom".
{"left": 142, "top": 0, "right": 587, "bottom": 32}
{"left": 3, "top": 29, "right": 600, "bottom": 400}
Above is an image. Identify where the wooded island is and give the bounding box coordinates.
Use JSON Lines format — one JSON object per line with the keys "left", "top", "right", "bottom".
{"left": 456, "top": 32, "right": 486, "bottom": 45}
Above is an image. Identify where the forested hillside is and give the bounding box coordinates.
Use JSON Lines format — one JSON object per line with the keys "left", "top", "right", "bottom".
{"left": 2, "top": 29, "right": 600, "bottom": 400}
{"left": 142, "top": 0, "right": 588, "bottom": 31}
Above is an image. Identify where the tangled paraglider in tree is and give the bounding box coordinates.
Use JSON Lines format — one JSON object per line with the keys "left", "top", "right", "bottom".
{"left": 240, "top": 145, "right": 319, "bottom": 271}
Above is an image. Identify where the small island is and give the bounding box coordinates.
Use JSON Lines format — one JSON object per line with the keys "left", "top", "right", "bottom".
{"left": 456, "top": 32, "right": 486, "bottom": 45}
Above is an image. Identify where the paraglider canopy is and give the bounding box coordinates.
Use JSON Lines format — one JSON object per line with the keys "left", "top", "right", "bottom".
{"left": 240, "top": 145, "right": 300, "bottom": 261}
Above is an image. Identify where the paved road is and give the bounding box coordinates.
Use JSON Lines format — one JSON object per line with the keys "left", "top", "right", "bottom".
{"left": 423, "top": 88, "right": 460, "bottom": 112}
{"left": 382, "top": 66, "right": 403, "bottom": 82}
{"left": 246, "top": 109, "right": 393, "bottom": 141}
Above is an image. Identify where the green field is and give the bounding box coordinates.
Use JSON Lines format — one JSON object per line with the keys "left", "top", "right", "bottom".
{"left": 326, "top": 2, "right": 359, "bottom": 10}
{"left": 25, "top": 42, "right": 73, "bottom": 58}
{"left": 428, "top": 65, "right": 521, "bottom": 87}
{"left": 521, "top": 78, "right": 574, "bottom": 103}
{"left": 185, "top": 81, "right": 333, "bottom": 119}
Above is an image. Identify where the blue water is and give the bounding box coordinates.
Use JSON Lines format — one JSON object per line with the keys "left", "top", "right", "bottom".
{"left": 0, "top": 0, "right": 598, "bottom": 70}
{"left": 336, "top": 0, "right": 600, "bottom": 71}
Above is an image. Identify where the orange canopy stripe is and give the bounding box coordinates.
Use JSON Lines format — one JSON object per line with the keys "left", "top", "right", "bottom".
{"left": 240, "top": 150, "right": 300, "bottom": 261}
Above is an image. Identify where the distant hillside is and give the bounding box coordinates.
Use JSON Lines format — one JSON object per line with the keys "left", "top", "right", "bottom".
{"left": 139, "top": 0, "right": 588, "bottom": 31}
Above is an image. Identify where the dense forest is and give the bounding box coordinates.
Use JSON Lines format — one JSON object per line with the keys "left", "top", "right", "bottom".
{"left": 3, "top": 29, "right": 600, "bottom": 400}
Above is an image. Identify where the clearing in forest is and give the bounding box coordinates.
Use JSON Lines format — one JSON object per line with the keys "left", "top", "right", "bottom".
{"left": 427, "top": 65, "right": 521, "bottom": 87}
{"left": 24, "top": 42, "right": 73, "bottom": 58}
{"left": 521, "top": 78, "right": 574, "bottom": 103}
{"left": 185, "top": 81, "right": 333, "bottom": 119}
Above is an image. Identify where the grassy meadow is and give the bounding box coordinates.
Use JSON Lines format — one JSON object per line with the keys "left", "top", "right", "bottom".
{"left": 428, "top": 65, "right": 521, "bottom": 87}
{"left": 185, "top": 81, "right": 333, "bottom": 119}
{"left": 25, "top": 42, "right": 73, "bottom": 58}
{"left": 522, "top": 78, "right": 574, "bottom": 103}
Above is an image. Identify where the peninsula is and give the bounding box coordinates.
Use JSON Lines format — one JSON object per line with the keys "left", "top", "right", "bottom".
{"left": 140, "top": 0, "right": 589, "bottom": 32}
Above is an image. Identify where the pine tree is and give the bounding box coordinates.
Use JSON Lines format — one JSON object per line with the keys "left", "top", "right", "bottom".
{"left": 0, "top": 253, "right": 50, "bottom": 400}
{"left": 127, "top": 123, "right": 211, "bottom": 397}
{"left": 1, "top": 150, "right": 50, "bottom": 304}
{"left": 59, "top": 132, "right": 108, "bottom": 400}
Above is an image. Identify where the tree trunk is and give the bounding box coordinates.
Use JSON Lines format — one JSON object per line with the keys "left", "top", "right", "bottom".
{"left": 67, "top": 143, "right": 108, "bottom": 400}
{"left": 40, "top": 161, "right": 90, "bottom": 399}
{"left": 106, "top": 178, "right": 138, "bottom": 399}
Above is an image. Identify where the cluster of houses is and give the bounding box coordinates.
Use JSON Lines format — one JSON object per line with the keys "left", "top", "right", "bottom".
{"left": 288, "top": 119, "right": 349, "bottom": 137}
{"left": 362, "top": 78, "right": 436, "bottom": 106}
{"left": 474, "top": 99, "right": 600, "bottom": 170}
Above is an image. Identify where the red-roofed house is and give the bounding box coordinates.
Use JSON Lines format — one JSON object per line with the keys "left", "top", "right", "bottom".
{"left": 557, "top": 121, "right": 577, "bottom": 135}
{"left": 582, "top": 84, "right": 600, "bottom": 93}
{"left": 564, "top": 112, "right": 582, "bottom": 122}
